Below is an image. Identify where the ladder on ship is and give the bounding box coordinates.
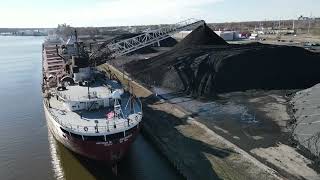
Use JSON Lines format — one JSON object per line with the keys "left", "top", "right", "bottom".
{"left": 90, "top": 18, "right": 205, "bottom": 64}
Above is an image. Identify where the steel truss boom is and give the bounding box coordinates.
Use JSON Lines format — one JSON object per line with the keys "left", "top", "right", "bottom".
{"left": 90, "top": 18, "right": 205, "bottom": 63}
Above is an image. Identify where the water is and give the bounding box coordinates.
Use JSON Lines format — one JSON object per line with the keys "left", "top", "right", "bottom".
{"left": 0, "top": 36, "right": 182, "bottom": 180}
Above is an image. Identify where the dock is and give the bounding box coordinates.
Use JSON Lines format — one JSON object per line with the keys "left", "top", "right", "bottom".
{"left": 99, "top": 64, "right": 282, "bottom": 180}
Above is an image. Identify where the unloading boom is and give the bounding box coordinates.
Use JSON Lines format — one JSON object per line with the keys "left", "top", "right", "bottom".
{"left": 90, "top": 18, "right": 205, "bottom": 64}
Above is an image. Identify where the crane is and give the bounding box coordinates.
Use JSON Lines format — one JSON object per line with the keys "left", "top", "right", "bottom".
{"left": 89, "top": 18, "right": 205, "bottom": 65}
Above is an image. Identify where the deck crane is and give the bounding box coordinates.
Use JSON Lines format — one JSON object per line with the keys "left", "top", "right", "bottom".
{"left": 89, "top": 18, "right": 205, "bottom": 65}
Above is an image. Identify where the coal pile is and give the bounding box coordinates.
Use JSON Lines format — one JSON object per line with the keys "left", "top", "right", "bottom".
{"left": 174, "top": 23, "right": 228, "bottom": 49}
{"left": 211, "top": 45, "right": 320, "bottom": 93}
{"left": 125, "top": 24, "right": 320, "bottom": 97}
{"left": 125, "top": 23, "right": 228, "bottom": 73}
{"left": 157, "top": 37, "right": 178, "bottom": 47}
{"left": 115, "top": 33, "right": 140, "bottom": 40}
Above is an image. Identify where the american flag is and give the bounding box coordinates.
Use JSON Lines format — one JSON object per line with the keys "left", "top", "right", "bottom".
{"left": 107, "top": 111, "right": 115, "bottom": 119}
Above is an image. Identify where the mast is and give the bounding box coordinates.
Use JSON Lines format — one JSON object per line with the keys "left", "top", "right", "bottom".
{"left": 74, "top": 29, "right": 78, "bottom": 43}
{"left": 87, "top": 81, "right": 90, "bottom": 99}
{"left": 74, "top": 29, "right": 80, "bottom": 56}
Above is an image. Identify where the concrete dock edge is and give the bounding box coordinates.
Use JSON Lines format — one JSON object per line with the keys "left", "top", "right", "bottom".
{"left": 99, "top": 63, "right": 282, "bottom": 180}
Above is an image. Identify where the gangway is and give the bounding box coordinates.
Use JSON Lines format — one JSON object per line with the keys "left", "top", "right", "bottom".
{"left": 90, "top": 18, "right": 205, "bottom": 64}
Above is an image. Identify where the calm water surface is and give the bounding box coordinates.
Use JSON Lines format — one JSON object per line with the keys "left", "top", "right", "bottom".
{"left": 0, "top": 36, "right": 182, "bottom": 180}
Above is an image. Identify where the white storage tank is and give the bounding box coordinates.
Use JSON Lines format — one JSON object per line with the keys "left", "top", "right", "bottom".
{"left": 214, "top": 31, "right": 238, "bottom": 41}
{"left": 221, "top": 31, "right": 235, "bottom": 41}
{"left": 172, "top": 31, "right": 192, "bottom": 40}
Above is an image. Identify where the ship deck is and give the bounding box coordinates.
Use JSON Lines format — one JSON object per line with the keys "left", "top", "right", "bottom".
{"left": 57, "top": 79, "right": 124, "bottom": 101}
{"left": 46, "top": 90, "right": 142, "bottom": 135}
{"left": 57, "top": 84, "right": 111, "bottom": 101}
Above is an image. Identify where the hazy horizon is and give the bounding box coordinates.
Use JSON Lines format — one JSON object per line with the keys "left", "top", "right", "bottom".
{"left": 1, "top": 0, "right": 319, "bottom": 28}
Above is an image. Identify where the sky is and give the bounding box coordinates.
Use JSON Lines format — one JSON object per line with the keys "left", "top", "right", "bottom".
{"left": 0, "top": 0, "right": 319, "bottom": 28}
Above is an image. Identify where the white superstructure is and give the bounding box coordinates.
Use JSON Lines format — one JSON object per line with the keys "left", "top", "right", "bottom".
{"left": 44, "top": 80, "right": 142, "bottom": 136}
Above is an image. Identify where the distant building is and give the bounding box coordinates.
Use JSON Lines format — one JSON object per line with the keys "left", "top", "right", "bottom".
{"left": 174, "top": 30, "right": 241, "bottom": 41}
{"left": 298, "top": 15, "right": 310, "bottom": 21}
{"left": 298, "top": 15, "right": 320, "bottom": 21}
{"left": 128, "top": 27, "right": 137, "bottom": 33}
{"left": 214, "top": 31, "right": 240, "bottom": 41}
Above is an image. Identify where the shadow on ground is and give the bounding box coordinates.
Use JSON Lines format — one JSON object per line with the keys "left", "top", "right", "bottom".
{"left": 140, "top": 95, "right": 236, "bottom": 180}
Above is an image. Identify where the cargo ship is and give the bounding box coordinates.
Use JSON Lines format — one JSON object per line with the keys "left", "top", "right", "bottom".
{"left": 41, "top": 33, "right": 142, "bottom": 170}
{"left": 41, "top": 19, "right": 204, "bottom": 172}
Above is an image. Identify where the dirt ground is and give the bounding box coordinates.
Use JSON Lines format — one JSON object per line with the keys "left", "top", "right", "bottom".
{"left": 99, "top": 64, "right": 282, "bottom": 180}
{"left": 291, "top": 84, "right": 320, "bottom": 160}
{"left": 229, "top": 35, "right": 320, "bottom": 53}
{"left": 153, "top": 87, "right": 320, "bottom": 179}
{"left": 260, "top": 34, "right": 320, "bottom": 44}
{"left": 99, "top": 64, "right": 320, "bottom": 180}
{"left": 96, "top": 28, "right": 320, "bottom": 179}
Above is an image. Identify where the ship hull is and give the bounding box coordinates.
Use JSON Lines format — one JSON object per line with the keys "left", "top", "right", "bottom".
{"left": 44, "top": 104, "right": 140, "bottom": 162}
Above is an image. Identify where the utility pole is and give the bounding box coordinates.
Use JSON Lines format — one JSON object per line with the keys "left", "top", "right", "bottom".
{"left": 279, "top": 20, "right": 281, "bottom": 29}
{"left": 308, "top": 12, "right": 312, "bottom": 34}
{"left": 292, "top": 20, "right": 295, "bottom": 30}
{"left": 87, "top": 81, "right": 90, "bottom": 99}
{"left": 308, "top": 18, "right": 311, "bottom": 34}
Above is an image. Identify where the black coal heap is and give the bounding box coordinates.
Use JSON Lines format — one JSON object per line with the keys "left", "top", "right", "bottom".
{"left": 125, "top": 23, "right": 320, "bottom": 97}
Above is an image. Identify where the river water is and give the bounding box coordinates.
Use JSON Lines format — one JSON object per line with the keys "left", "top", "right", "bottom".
{"left": 0, "top": 36, "right": 182, "bottom": 180}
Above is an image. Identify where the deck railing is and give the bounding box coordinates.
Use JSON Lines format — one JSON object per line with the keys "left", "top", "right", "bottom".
{"left": 45, "top": 99, "right": 142, "bottom": 134}
{"left": 65, "top": 117, "right": 140, "bottom": 134}
{"left": 55, "top": 91, "right": 105, "bottom": 102}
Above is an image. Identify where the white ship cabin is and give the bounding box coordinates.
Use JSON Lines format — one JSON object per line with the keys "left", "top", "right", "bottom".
{"left": 57, "top": 83, "right": 123, "bottom": 112}
{"left": 46, "top": 77, "right": 143, "bottom": 138}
